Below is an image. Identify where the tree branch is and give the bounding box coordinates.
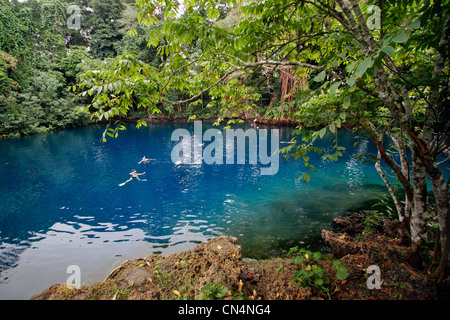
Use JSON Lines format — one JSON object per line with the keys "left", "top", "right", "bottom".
{"left": 164, "top": 67, "right": 244, "bottom": 105}
{"left": 359, "top": 117, "right": 414, "bottom": 202}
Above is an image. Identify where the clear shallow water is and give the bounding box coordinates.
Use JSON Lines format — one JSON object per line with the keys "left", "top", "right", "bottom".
{"left": 0, "top": 122, "right": 420, "bottom": 299}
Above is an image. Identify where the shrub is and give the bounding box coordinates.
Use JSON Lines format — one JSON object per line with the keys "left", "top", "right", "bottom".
{"left": 289, "top": 247, "right": 348, "bottom": 299}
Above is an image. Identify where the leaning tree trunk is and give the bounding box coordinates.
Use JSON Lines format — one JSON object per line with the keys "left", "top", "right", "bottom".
{"left": 423, "top": 159, "right": 450, "bottom": 280}
{"left": 362, "top": 119, "right": 410, "bottom": 241}
{"left": 389, "top": 130, "right": 412, "bottom": 228}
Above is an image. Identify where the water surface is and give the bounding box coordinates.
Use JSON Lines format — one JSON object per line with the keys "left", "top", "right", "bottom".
{"left": 0, "top": 122, "right": 406, "bottom": 298}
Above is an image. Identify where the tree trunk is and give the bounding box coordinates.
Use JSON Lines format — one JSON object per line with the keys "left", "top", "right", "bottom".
{"left": 374, "top": 148, "right": 409, "bottom": 242}
{"left": 389, "top": 130, "right": 412, "bottom": 227}
{"left": 409, "top": 146, "right": 429, "bottom": 255}
{"left": 424, "top": 159, "right": 450, "bottom": 280}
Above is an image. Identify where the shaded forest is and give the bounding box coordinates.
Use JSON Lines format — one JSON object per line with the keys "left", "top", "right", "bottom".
{"left": 0, "top": 0, "right": 288, "bottom": 137}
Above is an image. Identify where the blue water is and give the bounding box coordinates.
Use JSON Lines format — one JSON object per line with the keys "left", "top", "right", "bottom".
{"left": 0, "top": 122, "right": 442, "bottom": 299}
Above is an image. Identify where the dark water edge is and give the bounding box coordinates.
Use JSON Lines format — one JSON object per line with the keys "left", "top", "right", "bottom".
{"left": 240, "top": 188, "right": 391, "bottom": 260}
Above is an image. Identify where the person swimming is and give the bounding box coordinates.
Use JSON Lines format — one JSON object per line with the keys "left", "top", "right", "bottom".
{"left": 138, "top": 156, "right": 154, "bottom": 164}
{"left": 130, "top": 169, "right": 145, "bottom": 179}
{"left": 118, "top": 170, "right": 146, "bottom": 186}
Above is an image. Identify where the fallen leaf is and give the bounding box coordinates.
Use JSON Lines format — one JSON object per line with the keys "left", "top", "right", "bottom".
{"left": 217, "top": 245, "right": 222, "bottom": 250}
{"left": 173, "top": 290, "right": 180, "bottom": 296}
{"left": 238, "top": 280, "right": 243, "bottom": 292}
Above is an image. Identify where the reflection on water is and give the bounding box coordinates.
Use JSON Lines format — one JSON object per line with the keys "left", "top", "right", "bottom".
{"left": 0, "top": 123, "right": 420, "bottom": 299}
{"left": 345, "top": 138, "right": 369, "bottom": 193}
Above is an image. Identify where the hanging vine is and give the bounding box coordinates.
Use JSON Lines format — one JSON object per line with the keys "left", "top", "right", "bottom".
{"left": 279, "top": 65, "right": 307, "bottom": 119}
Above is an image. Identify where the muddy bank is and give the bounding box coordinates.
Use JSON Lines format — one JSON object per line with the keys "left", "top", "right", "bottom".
{"left": 31, "top": 213, "right": 450, "bottom": 300}
{"left": 31, "top": 236, "right": 311, "bottom": 300}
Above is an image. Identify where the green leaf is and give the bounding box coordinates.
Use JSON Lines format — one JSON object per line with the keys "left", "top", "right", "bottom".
{"left": 329, "top": 82, "right": 340, "bottom": 96}
{"left": 346, "top": 76, "right": 356, "bottom": 87}
{"left": 312, "top": 252, "right": 322, "bottom": 260}
{"left": 381, "top": 45, "right": 395, "bottom": 56}
{"left": 287, "top": 246, "right": 298, "bottom": 256}
{"left": 303, "top": 174, "right": 311, "bottom": 185}
{"left": 332, "top": 260, "right": 341, "bottom": 267}
{"left": 346, "top": 61, "right": 357, "bottom": 73}
{"left": 393, "top": 31, "right": 410, "bottom": 43}
{"left": 355, "top": 58, "right": 373, "bottom": 78}
{"left": 314, "top": 278, "right": 323, "bottom": 286}
{"left": 217, "top": 286, "right": 228, "bottom": 298}
{"left": 313, "top": 70, "right": 326, "bottom": 82}
{"left": 329, "top": 123, "right": 336, "bottom": 134}
{"left": 318, "top": 127, "right": 327, "bottom": 139}
{"left": 127, "top": 29, "right": 137, "bottom": 37}
{"left": 294, "top": 255, "right": 305, "bottom": 265}
{"left": 405, "top": 19, "right": 420, "bottom": 30}
{"left": 336, "top": 267, "right": 349, "bottom": 280}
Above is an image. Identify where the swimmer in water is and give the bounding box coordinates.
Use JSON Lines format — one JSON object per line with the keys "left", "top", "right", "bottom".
{"left": 130, "top": 169, "right": 146, "bottom": 179}
{"left": 138, "top": 156, "right": 155, "bottom": 164}
{"left": 119, "top": 170, "right": 146, "bottom": 186}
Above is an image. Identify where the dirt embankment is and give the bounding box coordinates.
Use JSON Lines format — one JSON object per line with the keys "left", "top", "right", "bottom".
{"left": 31, "top": 213, "right": 450, "bottom": 300}
{"left": 31, "top": 235, "right": 310, "bottom": 300}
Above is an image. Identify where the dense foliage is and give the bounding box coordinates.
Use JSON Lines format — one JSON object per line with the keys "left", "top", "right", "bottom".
{"left": 0, "top": 0, "right": 139, "bottom": 137}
